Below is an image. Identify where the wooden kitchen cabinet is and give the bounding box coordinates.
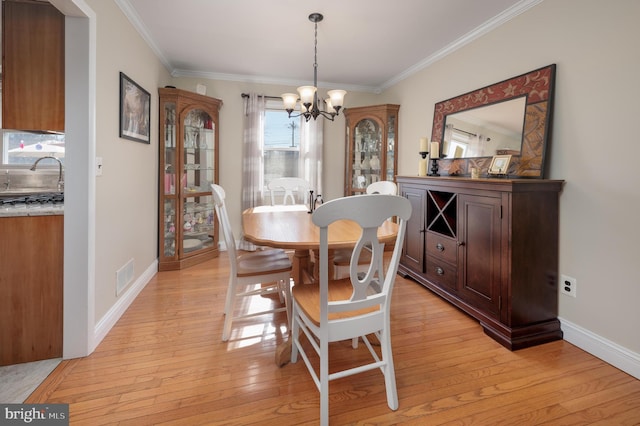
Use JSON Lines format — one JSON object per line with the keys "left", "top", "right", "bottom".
{"left": 158, "top": 88, "right": 222, "bottom": 271}
{"left": 0, "top": 215, "right": 63, "bottom": 366}
{"left": 344, "top": 104, "right": 399, "bottom": 196}
{"left": 2, "top": 0, "right": 65, "bottom": 131}
{"left": 397, "top": 176, "right": 564, "bottom": 350}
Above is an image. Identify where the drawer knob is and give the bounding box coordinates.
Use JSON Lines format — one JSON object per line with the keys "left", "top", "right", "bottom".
{"left": 436, "top": 267, "right": 444, "bottom": 275}
{"left": 457, "top": 241, "right": 465, "bottom": 247}
{"left": 436, "top": 243, "right": 445, "bottom": 252}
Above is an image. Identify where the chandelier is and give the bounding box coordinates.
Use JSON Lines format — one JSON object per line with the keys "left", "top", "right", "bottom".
{"left": 281, "top": 13, "right": 346, "bottom": 122}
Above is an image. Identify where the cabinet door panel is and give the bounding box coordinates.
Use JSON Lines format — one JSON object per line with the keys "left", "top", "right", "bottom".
{"left": 400, "top": 186, "right": 425, "bottom": 273}
{"left": 2, "top": 0, "right": 65, "bottom": 131}
{"left": 458, "top": 195, "right": 501, "bottom": 316}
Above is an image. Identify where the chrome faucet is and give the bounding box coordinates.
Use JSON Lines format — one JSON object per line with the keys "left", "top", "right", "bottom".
{"left": 30, "top": 156, "right": 64, "bottom": 191}
{"left": 3, "top": 170, "right": 9, "bottom": 190}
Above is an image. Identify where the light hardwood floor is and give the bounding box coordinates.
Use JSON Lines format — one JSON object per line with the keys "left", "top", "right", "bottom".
{"left": 27, "top": 253, "right": 640, "bottom": 425}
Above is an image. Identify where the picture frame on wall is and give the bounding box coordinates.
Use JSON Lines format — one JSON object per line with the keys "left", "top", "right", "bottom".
{"left": 488, "top": 154, "right": 512, "bottom": 175}
{"left": 119, "top": 72, "right": 151, "bottom": 144}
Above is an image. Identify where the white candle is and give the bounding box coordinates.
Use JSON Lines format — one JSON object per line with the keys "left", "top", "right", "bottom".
{"left": 430, "top": 141, "right": 439, "bottom": 159}
{"left": 418, "top": 158, "right": 427, "bottom": 176}
{"left": 419, "top": 137, "right": 429, "bottom": 152}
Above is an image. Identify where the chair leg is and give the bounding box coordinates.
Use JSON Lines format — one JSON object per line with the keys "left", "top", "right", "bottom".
{"left": 320, "top": 336, "right": 330, "bottom": 426}
{"left": 290, "top": 305, "right": 300, "bottom": 363}
{"left": 222, "top": 277, "right": 236, "bottom": 341}
{"left": 281, "top": 279, "right": 292, "bottom": 331}
{"left": 379, "top": 329, "right": 398, "bottom": 410}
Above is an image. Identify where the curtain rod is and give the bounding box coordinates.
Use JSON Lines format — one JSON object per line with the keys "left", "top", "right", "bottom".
{"left": 241, "top": 93, "right": 282, "bottom": 100}
{"left": 453, "top": 127, "right": 477, "bottom": 137}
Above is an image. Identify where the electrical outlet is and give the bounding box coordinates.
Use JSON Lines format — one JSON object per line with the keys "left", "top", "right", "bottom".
{"left": 560, "top": 274, "right": 577, "bottom": 298}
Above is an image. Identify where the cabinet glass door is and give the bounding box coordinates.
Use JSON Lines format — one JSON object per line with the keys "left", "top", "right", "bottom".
{"left": 352, "top": 119, "right": 382, "bottom": 190}
{"left": 162, "top": 102, "right": 177, "bottom": 258}
{"left": 181, "top": 108, "right": 215, "bottom": 255}
{"left": 386, "top": 114, "right": 396, "bottom": 181}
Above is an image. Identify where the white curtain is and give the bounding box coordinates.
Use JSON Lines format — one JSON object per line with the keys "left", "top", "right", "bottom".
{"left": 241, "top": 94, "right": 266, "bottom": 209}
{"left": 299, "top": 117, "right": 323, "bottom": 198}
{"left": 240, "top": 94, "right": 266, "bottom": 250}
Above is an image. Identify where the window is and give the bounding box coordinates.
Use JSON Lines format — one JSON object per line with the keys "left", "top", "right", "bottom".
{"left": 1, "top": 130, "right": 65, "bottom": 167}
{"left": 446, "top": 129, "right": 470, "bottom": 158}
{"left": 263, "top": 103, "right": 301, "bottom": 188}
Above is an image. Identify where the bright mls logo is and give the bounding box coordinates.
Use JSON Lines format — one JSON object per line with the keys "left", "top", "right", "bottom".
{"left": 1, "top": 404, "right": 68, "bottom": 425}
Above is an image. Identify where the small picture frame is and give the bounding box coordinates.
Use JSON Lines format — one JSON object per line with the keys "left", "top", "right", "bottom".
{"left": 119, "top": 72, "right": 151, "bottom": 144}
{"left": 488, "top": 154, "right": 512, "bottom": 175}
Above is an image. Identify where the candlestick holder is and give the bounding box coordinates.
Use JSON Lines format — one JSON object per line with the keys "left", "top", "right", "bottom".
{"left": 428, "top": 158, "right": 440, "bottom": 176}
{"left": 418, "top": 151, "right": 429, "bottom": 176}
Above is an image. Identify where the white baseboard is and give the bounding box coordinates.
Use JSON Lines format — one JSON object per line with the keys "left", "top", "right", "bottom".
{"left": 92, "top": 260, "right": 158, "bottom": 351}
{"left": 560, "top": 317, "right": 640, "bottom": 380}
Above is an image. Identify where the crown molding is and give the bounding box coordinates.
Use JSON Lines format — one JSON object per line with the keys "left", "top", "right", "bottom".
{"left": 379, "top": 0, "right": 544, "bottom": 91}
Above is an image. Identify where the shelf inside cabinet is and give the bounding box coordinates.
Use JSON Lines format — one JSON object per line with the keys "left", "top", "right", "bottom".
{"left": 426, "top": 190, "right": 457, "bottom": 238}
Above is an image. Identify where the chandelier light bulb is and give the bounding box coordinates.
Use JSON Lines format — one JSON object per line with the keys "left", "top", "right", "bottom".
{"left": 297, "top": 86, "right": 317, "bottom": 108}
{"left": 281, "top": 93, "right": 298, "bottom": 111}
{"left": 327, "top": 90, "right": 346, "bottom": 110}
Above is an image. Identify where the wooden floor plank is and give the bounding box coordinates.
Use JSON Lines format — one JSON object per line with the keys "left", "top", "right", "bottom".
{"left": 26, "top": 253, "right": 640, "bottom": 424}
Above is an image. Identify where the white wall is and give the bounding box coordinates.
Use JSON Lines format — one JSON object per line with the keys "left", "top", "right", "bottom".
{"left": 86, "top": 0, "right": 171, "bottom": 320}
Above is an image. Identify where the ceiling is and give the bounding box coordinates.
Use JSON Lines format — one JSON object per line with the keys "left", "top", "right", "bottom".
{"left": 118, "top": 0, "right": 540, "bottom": 93}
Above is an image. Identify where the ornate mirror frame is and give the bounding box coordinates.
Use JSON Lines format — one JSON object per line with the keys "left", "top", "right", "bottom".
{"left": 431, "top": 64, "right": 556, "bottom": 178}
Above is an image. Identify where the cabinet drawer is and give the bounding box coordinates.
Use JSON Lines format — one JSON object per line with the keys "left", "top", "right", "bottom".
{"left": 425, "top": 255, "right": 457, "bottom": 292}
{"left": 426, "top": 231, "right": 457, "bottom": 264}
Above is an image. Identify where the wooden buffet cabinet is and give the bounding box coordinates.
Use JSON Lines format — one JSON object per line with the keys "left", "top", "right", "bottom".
{"left": 397, "top": 176, "right": 564, "bottom": 350}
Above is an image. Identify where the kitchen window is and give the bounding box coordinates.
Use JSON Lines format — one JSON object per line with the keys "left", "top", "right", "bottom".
{"left": 1, "top": 130, "right": 65, "bottom": 167}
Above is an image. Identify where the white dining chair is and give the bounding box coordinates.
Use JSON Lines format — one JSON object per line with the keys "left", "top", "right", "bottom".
{"left": 290, "top": 194, "right": 411, "bottom": 426}
{"left": 366, "top": 180, "right": 397, "bottom": 195}
{"left": 267, "top": 177, "right": 310, "bottom": 205}
{"left": 333, "top": 180, "right": 398, "bottom": 279}
{"left": 211, "top": 184, "right": 293, "bottom": 341}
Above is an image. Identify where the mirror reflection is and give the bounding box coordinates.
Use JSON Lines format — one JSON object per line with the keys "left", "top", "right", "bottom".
{"left": 443, "top": 96, "right": 526, "bottom": 158}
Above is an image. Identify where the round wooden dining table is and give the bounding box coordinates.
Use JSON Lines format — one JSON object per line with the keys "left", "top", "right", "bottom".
{"left": 241, "top": 204, "right": 399, "bottom": 285}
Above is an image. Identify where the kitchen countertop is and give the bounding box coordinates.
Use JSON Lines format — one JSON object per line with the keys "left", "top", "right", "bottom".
{"left": 0, "top": 203, "right": 64, "bottom": 217}
{"left": 0, "top": 189, "right": 64, "bottom": 217}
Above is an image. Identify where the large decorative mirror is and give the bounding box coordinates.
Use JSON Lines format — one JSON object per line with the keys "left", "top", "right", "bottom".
{"left": 431, "top": 64, "right": 556, "bottom": 178}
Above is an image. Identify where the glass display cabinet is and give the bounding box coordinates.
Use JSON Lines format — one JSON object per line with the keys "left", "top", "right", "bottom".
{"left": 344, "top": 104, "right": 400, "bottom": 196}
{"left": 158, "top": 88, "right": 222, "bottom": 271}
